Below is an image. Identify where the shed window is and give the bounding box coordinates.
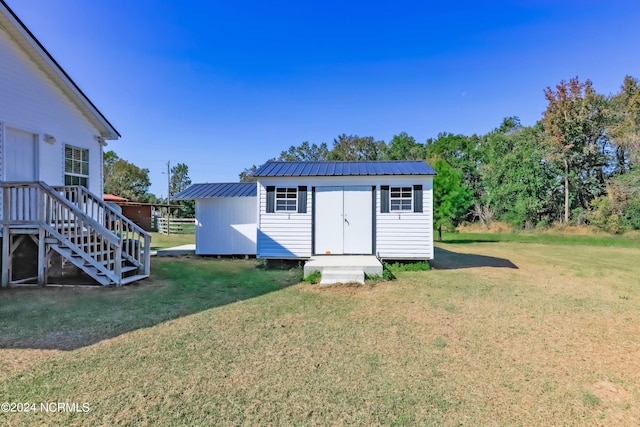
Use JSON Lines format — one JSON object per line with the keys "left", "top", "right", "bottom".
{"left": 275, "top": 187, "right": 297, "bottom": 211}
{"left": 64, "top": 145, "right": 89, "bottom": 187}
{"left": 390, "top": 186, "right": 412, "bottom": 211}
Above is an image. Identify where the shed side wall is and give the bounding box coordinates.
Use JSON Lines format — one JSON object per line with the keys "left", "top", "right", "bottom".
{"left": 195, "top": 197, "right": 257, "bottom": 255}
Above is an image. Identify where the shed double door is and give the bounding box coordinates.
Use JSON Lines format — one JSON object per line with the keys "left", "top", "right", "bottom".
{"left": 315, "top": 186, "right": 372, "bottom": 254}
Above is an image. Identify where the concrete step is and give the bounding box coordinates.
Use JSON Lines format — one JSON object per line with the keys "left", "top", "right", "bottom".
{"left": 304, "top": 255, "right": 383, "bottom": 277}
{"left": 320, "top": 270, "right": 365, "bottom": 286}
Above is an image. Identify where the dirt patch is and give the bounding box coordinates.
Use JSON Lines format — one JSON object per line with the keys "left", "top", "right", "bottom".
{"left": 0, "top": 349, "right": 63, "bottom": 381}
{"left": 298, "top": 280, "right": 397, "bottom": 296}
{"left": 592, "top": 381, "right": 632, "bottom": 404}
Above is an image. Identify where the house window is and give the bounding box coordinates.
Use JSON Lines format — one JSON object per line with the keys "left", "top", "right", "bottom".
{"left": 64, "top": 145, "right": 89, "bottom": 187}
{"left": 390, "top": 186, "right": 412, "bottom": 211}
{"left": 275, "top": 187, "right": 297, "bottom": 211}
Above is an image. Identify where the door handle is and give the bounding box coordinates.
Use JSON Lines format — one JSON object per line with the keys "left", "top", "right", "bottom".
{"left": 344, "top": 218, "right": 349, "bottom": 225}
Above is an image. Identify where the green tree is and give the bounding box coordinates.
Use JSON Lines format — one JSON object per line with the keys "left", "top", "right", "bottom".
{"left": 103, "top": 150, "right": 119, "bottom": 180}
{"left": 239, "top": 165, "right": 258, "bottom": 183}
{"left": 426, "top": 132, "right": 483, "bottom": 207}
{"left": 480, "top": 121, "right": 562, "bottom": 227}
{"left": 103, "top": 151, "right": 152, "bottom": 202}
{"left": 433, "top": 158, "right": 473, "bottom": 241}
{"left": 279, "top": 141, "right": 329, "bottom": 161}
{"left": 589, "top": 169, "right": 640, "bottom": 232}
{"left": 384, "top": 132, "right": 426, "bottom": 160}
{"left": 170, "top": 163, "right": 194, "bottom": 217}
{"left": 609, "top": 75, "right": 640, "bottom": 170}
{"left": 542, "top": 77, "right": 611, "bottom": 222}
{"left": 327, "top": 134, "right": 387, "bottom": 160}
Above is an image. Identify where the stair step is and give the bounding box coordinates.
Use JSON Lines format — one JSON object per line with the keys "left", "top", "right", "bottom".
{"left": 320, "top": 270, "right": 365, "bottom": 286}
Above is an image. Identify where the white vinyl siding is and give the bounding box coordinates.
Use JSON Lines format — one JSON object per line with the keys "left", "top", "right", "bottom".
{"left": 195, "top": 197, "right": 257, "bottom": 255}
{"left": 256, "top": 176, "right": 434, "bottom": 260}
{"left": 376, "top": 179, "right": 433, "bottom": 259}
{"left": 258, "top": 182, "right": 312, "bottom": 258}
{"left": 0, "top": 24, "right": 103, "bottom": 195}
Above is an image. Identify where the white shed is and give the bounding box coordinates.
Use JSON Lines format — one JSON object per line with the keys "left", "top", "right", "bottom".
{"left": 174, "top": 183, "right": 257, "bottom": 255}
{"left": 254, "top": 161, "right": 436, "bottom": 261}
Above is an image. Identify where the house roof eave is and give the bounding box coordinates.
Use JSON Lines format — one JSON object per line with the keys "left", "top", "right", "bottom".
{"left": 0, "top": 0, "right": 120, "bottom": 139}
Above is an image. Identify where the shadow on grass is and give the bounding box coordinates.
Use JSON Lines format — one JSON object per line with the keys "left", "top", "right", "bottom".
{"left": 440, "top": 238, "right": 500, "bottom": 244}
{"left": 431, "top": 247, "right": 518, "bottom": 270}
{"left": 0, "top": 257, "right": 302, "bottom": 351}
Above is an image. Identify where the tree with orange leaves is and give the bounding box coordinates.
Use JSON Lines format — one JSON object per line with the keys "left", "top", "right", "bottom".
{"left": 542, "top": 77, "right": 611, "bottom": 223}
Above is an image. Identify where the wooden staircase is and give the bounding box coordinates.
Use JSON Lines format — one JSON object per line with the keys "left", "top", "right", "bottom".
{"left": 1, "top": 181, "right": 151, "bottom": 287}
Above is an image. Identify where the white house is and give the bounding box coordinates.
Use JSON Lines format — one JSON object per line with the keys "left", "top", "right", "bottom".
{"left": 0, "top": 0, "right": 118, "bottom": 197}
{"left": 0, "top": 1, "right": 150, "bottom": 286}
{"left": 174, "top": 183, "right": 257, "bottom": 255}
{"left": 177, "top": 160, "right": 436, "bottom": 261}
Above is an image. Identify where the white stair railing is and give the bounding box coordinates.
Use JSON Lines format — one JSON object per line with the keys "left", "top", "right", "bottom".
{"left": 53, "top": 185, "right": 151, "bottom": 276}
{"left": 1, "top": 181, "right": 151, "bottom": 285}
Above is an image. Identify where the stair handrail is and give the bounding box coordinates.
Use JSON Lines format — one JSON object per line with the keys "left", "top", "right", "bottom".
{"left": 2, "top": 181, "right": 118, "bottom": 246}
{"left": 54, "top": 186, "right": 147, "bottom": 235}
{"left": 39, "top": 182, "right": 121, "bottom": 245}
{"left": 2, "top": 181, "right": 121, "bottom": 283}
{"left": 53, "top": 185, "right": 151, "bottom": 276}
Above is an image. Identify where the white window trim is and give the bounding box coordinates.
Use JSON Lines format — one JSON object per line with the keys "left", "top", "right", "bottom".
{"left": 64, "top": 144, "right": 89, "bottom": 186}
{"left": 390, "top": 186, "right": 413, "bottom": 212}
{"left": 275, "top": 187, "right": 297, "bottom": 212}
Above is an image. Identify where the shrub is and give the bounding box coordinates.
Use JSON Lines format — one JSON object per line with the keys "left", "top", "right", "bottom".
{"left": 302, "top": 270, "right": 321, "bottom": 284}
{"left": 588, "top": 196, "right": 624, "bottom": 234}
{"left": 386, "top": 261, "right": 431, "bottom": 273}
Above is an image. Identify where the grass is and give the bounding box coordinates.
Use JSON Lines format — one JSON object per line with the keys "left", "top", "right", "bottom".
{"left": 1, "top": 237, "right": 640, "bottom": 425}
{"left": 149, "top": 232, "right": 195, "bottom": 250}
{"left": 442, "top": 229, "right": 639, "bottom": 248}
{"left": 0, "top": 258, "right": 300, "bottom": 352}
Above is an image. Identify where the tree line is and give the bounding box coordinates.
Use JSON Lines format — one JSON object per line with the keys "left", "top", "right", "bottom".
{"left": 103, "top": 151, "right": 194, "bottom": 217}
{"left": 242, "top": 75, "right": 640, "bottom": 235}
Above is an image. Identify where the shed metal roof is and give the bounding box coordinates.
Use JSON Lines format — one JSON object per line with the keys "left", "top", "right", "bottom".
{"left": 253, "top": 161, "right": 437, "bottom": 177}
{"left": 173, "top": 183, "right": 257, "bottom": 200}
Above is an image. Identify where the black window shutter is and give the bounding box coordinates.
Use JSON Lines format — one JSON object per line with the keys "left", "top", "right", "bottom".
{"left": 413, "top": 185, "right": 423, "bottom": 213}
{"left": 381, "top": 186, "right": 390, "bottom": 213}
{"left": 298, "top": 186, "right": 307, "bottom": 213}
{"left": 266, "top": 186, "right": 275, "bottom": 213}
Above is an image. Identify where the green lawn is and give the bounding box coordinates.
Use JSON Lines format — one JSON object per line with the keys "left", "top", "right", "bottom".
{"left": 149, "top": 232, "right": 195, "bottom": 250}
{"left": 442, "top": 229, "right": 640, "bottom": 247}
{"left": 1, "top": 236, "right": 640, "bottom": 425}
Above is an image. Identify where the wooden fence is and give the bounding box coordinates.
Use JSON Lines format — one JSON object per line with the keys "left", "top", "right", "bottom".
{"left": 155, "top": 217, "right": 196, "bottom": 234}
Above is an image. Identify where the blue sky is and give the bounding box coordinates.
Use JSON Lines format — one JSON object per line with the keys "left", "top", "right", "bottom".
{"left": 9, "top": 0, "right": 640, "bottom": 197}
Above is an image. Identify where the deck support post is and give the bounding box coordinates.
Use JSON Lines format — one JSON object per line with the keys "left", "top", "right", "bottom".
{"left": 37, "top": 227, "right": 46, "bottom": 286}
{"left": 1, "top": 225, "right": 9, "bottom": 287}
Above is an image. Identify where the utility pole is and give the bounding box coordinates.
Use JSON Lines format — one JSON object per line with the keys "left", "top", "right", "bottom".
{"left": 166, "top": 161, "right": 171, "bottom": 235}
{"left": 167, "top": 161, "right": 171, "bottom": 205}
